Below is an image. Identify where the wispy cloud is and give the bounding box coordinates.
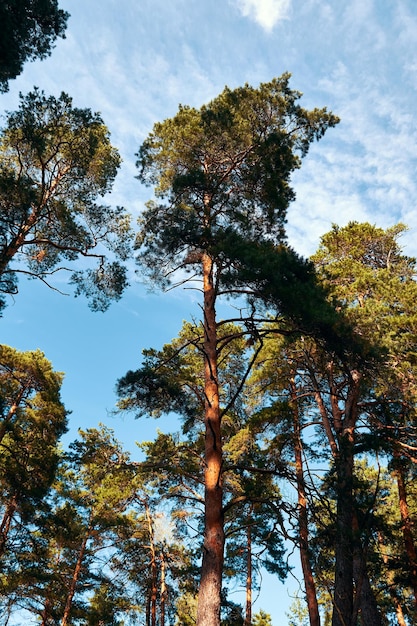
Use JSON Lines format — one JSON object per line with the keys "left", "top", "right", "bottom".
{"left": 232, "top": 0, "right": 291, "bottom": 32}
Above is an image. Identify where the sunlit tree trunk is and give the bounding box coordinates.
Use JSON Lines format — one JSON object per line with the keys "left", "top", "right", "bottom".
{"left": 61, "top": 524, "right": 91, "bottom": 626}
{"left": 244, "top": 516, "right": 252, "bottom": 626}
{"left": 144, "top": 502, "right": 158, "bottom": 626}
{"left": 197, "top": 251, "right": 224, "bottom": 626}
{"left": 160, "top": 548, "right": 167, "bottom": 626}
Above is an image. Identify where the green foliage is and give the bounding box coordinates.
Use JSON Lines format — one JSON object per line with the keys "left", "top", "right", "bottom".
{"left": 0, "top": 0, "right": 69, "bottom": 92}
{"left": 176, "top": 592, "right": 198, "bottom": 625}
{"left": 135, "top": 73, "right": 338, "bottom": 288}
{"left": 0, "top": 344, "right": 67, "bottom": 500}
{"left": 215, "top": 234, "right": 367, "bottom": 363}
{"left": 117, "top": 320, "right": 249, "bottom": 427}
{"left": 0, "top": 89, "right": 132, "bottom": 311}
{"left": 312, "top": 222, "right": 417, "bottom": 352}
{"left": 1, "top": 425, "right": 143, "bottom": 624}
{"left": 285, "top": 597, "right": 308, "bottom": 626}
{"left": 0, "top": 346, "right": 68, "bottom": 620}
{"left": 253, "top": 609, "right": 273, "bottom": 626}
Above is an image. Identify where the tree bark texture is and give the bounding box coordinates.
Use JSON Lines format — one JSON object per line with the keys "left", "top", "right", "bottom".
{"left": 352, "top": 512, "right": 383, "bottom": 626}
{"left": 160, "top": 549, "right": 167, "bottom": 626}
{"left": 197, "top": 253, "right": 224, "bottom": 626}
{"left": 145, "top": 501, "right": 158, "bottom": 626}
{"left": 331, "top": 370, "right": 360, "bottom": 626}
{"left": 378, "top": 532, "right": 407, "bottom": 626}
{"left": 394, "top": 456, "right": 417, "bottom": 611}
{"left": 60, "top": 526, "right": 91, "bottom": 626}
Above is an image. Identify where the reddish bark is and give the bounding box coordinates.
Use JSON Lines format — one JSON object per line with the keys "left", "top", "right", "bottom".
{"left": 60, "top": 525, "right": 91, "bottom": 626}
{"left": 196, "top": 252, "right": 224, "bottom": 626}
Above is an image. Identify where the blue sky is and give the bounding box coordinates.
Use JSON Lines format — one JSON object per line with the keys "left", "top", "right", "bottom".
{"left": 1, "top": 0, "right": 417, "bottom": 622}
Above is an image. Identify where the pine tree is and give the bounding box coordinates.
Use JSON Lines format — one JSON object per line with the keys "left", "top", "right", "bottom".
{"left": 130, "top": 74, "right": 338, "bottom": 626}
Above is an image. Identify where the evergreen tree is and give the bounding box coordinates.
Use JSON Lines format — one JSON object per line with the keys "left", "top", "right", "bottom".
{"left": 0, "top": 346, "right": 67, "bottom": 622}
{"left": 312, "top": 222, "right": 417, "bottom": 624}
{"left": 118, "top": 321, "right": 288, "bottom": 624}
{"left": 0, "top": 0, "right": 69, "bottom": 92}
{"left": 0, "top": 89, "right": 132, "bottom": 311}
{"left": 130, "top": 74, "right": 338, "bottom": 626}
{"left": 253, "top": 609, "right": 273, "bottom": 626}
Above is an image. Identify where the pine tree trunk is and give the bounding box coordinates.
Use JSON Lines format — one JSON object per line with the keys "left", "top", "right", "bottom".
{"left": 60, "top": 526, "right": 91, "bottom": 626}
{"left": 145, "top": 502, "right": 158, "bottom": 626}
{"left": 352, "top": 548, "right": 383, "bottom": 625}
{"left": 244, "top": 519, "right": 252, "bottom": 626}
{"left": 40, "top": 597, "right": 53, "bottom": 626}
{"left": 290, "top": 379, "right": 320, "bottom": 626}
{"left": 160, "top": 549, "right": 167, "bottom": 626}
{"left": 197, "top": 252, "right": 224, "bottom": 626}
{"left": 378, "top": 532, "right": 407, "bottom": 626}
{"left": 393, "top": 455, "right": 417, "bottom": 610}
{"left": 332, "top": 440, "right": 354, "bottom": 626}
{"left": 0, "top": 495, "right": 17, "bottom": 558}
{"left": 331, "top": 370, "right": 360, "bottom": 626}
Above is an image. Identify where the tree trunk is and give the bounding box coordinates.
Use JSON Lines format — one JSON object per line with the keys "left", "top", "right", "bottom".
{"left": 332, "top": 440, "right": 354, "bottom": 626}
{"left": 145, "top": 501, "right": 158, "bottom": 626}
{"left": 290, "top": 379, "right": 320, "bottom": 626}
{"left": 244, "top": 519, "right": 252, "bottom": 626}
{"left": 393, "top": 455, "right": 417, "bottom": 610}
{"left": 378, "top": 532, "right": 407, "bottom": 626}
{"left": 0, "top": 384, "right": 27, "bottom": 445}
{"left": 60, "top": 525, "right": 91, "bottom": 626}
{"left": 40, "top": 597, "right": 53, "bottom": 626}
{"left": 352, "top": 551, "right": 383, "bottom": 625}
{"left": 160, "top": 549, "right": 167, "bottom": 626}
{"left": 197, "top": 252, "right": 224, "bottom": 626}
{"left": 0, "top": 495, "right": 17, "bottom": 558}
{"left": 351, "top": 512, "right": 383, "bottom": 626}
{"left": 331, "top": 370, "right": 360, "bottom": 626}
{"left": 146, "top": 590, "right": 151, "bottom": 626}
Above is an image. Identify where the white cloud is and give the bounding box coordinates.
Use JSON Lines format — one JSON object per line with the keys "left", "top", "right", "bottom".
{"left": 233, "top": 0, "right": 291, "bottom": 31}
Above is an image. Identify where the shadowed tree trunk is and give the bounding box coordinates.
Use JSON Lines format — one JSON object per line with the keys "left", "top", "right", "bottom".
{"left": 290, "top": 378, "right": 320, "bottom": 626}
{"left": 393, "top": 454, "right": 417, "bottom": 610}
{"left": 352, "top": 514, "right": 383, "bottom": 626}
{"left": 0, "top": 495, "right": 17, "bottom": 558}
{"left": 331, "top": 369, "right": 360, "bottom": 626}
{"left": 244, "top": 517, "right": 253, "bottom": 626}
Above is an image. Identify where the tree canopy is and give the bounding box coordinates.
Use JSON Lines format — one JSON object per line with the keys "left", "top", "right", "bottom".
{"left": 0, "top": 89, "right": 132, "bottom": 311}
{"left": 136, "top": 73, "right": 339, "bottom": 288}
{"left": 0, "top": 0, "right": 69, "bottom": 92}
